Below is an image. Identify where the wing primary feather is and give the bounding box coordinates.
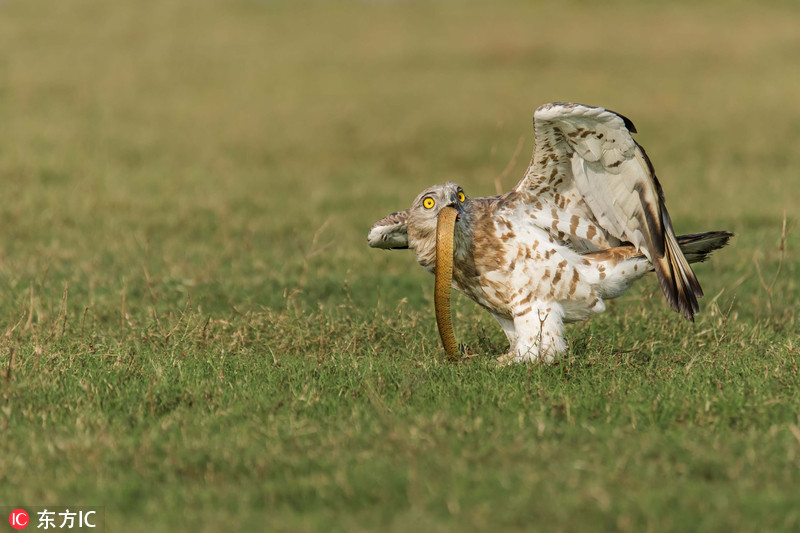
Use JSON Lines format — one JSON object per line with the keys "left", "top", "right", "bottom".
{"left": 652, "top": 208, "right": 703, "bottom": 321}
{"left": 635, "top": 141, "right": 704, "bottom": 320}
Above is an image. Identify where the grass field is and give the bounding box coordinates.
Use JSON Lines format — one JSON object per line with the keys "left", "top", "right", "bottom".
{"left": 1, "top": 0, "right": 799, "bottom": 531}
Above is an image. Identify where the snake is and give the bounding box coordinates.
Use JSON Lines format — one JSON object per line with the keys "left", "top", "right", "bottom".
{"left": 434, "top": 206, "right": 460, "bottom": 360}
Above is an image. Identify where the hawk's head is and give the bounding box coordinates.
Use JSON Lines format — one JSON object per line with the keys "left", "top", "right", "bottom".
{"left": 368, "top": 182, "right": 471, "bottom": 268}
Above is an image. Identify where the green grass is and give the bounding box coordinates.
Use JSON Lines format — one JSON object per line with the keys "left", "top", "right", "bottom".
{"left": 1, "top": 0, "right": 799, "bottom": 531}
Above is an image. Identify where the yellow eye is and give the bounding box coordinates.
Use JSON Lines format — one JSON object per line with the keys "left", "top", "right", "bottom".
{"left": 458, "top": 191, "right": 466, "bottom": 202}
{"left": 423, "top": 197, "right": 435, "bottom": 209}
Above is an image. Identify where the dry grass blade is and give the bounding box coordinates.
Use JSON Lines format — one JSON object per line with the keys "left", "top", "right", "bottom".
{"left": 753, "top": 210, "right": 790, "bottom": 319}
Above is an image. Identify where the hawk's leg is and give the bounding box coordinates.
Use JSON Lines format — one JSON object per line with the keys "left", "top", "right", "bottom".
{"left": 509, "top": 303, "right": 566, "bottom": 364}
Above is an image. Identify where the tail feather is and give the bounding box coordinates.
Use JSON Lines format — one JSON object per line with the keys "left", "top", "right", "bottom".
{"left": 677, "top": 231, "right": 734, "bottom": 264}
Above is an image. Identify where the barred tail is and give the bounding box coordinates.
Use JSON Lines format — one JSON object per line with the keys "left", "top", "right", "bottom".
{"left": 677, "top": 231, "right": 734, "bottom": 264}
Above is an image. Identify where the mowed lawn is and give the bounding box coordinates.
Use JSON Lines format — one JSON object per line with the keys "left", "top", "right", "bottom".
{"left": 1, "top": 0, "right": 799, "bottom": 531}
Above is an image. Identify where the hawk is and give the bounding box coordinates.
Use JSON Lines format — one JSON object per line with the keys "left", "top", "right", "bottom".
{"left": 368, "top": 103, "right": 732, "bottom": 363}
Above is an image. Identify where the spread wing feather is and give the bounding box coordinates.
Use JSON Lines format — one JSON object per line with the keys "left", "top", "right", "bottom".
{"left": 513, "top": 102, "right": 702, "bottom": 320}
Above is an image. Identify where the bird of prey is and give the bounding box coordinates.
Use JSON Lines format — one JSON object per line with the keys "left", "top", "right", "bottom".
{"left": 368, "top": 103, "right": 732, "bottom": 363}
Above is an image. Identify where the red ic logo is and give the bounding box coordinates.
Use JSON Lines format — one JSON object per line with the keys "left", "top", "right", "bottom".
{"left": 9, "top": 509, "right": 29, "bottom": 530}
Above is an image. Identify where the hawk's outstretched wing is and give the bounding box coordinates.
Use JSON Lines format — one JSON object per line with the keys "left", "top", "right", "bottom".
{"left": 513, "top": 102, "right": 702, "bottom": 320}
